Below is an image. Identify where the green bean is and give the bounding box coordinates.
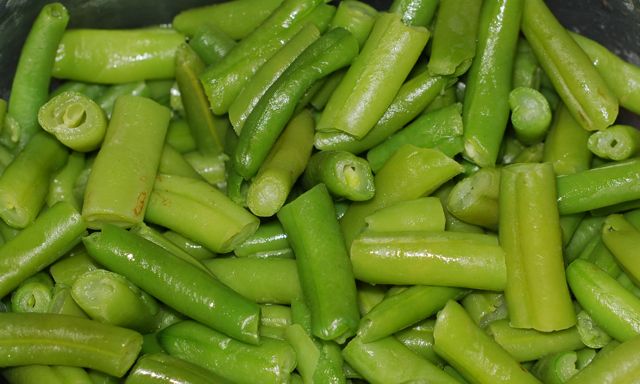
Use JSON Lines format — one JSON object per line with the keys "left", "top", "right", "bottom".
{"left": 3, "top": 365, "right": 67, "bottom": 384}
{"left": 162, "top": 230, "right": 216, "bottom": 260}
{"left": 512, "top": 38, "right": 541, "bottom": 89}
{"left": 509, "top": 87, "right": 552, "bottom": 145}
{"left": 278, "top": 184, "right": 359, "bottom": 342}
{"left": 49, "top": 248, "right": 99, "bottom": 286}
{"left": 124, "top": 352, "right": 230, "bottom": 384}
{"left": 38, "top": 91, "right": 107, "bottom": 152}
{"left": 364, "top": 197, "right": 445, "bottom": 232}
{"left": 433, "top": 300, "right": 542, "bottom": 384}
{"left": 576, "top": 309, "right": 612, "bottom": 349}
{"left": 0, "top": 202, "right": 85, "bottom": 297}
{"left": 157, "top": 144, "right": 201, "bottom": 180}
{"left": 461, "top": 0, "right": 522, "bottom": 167}
{"left": 487, "top": 319, "right": 584, "bottom": 362}
{"left": 571, "top": 32, "right": 640, "bottom": 116}
{"left": 53, "top": 28, "right": 185, "bottom": 84}
{"left": 165, "top": 119, "right": 196, "bottom": 153}
{"left": 394, "top": 319, "right": 446, "bottom": 367}
{"left": 330, "top": 0, "right": 378, "bottom": 47}
{"left": 341, "top": 145, "right": 463, "bottom": 246}
{"left": 285, "top": 324, "right": 345, "bottom": 384}
{"left": 10, "top": 279, "right": 53, "bottom": 314}
{"left": 200, "top": 0, "right": 335, "bottom": 115}
{"left": 531, "top": 351, "right": 581, "bottom": 384}
{"left": 182, "top": 151, "right": 227, "bottom": 187}
{"left": 587, "top": 124, "right": 640, "bottom": 161}
{"left": 556, "top": 157, "right": 640, "bottom": 215}
{"left": 565, "top": 335, "right": 640, "bottom": 384}
{"left": 447, "top": 167, "right": 500, "bottom": 230}
{"left": 47, "top": 151, "right": 85, "bottom": 211}
{"left": 367, "top": 102, "right": 464, "bottom": 172}
{"left": 50, "top": 82, "right": 107, "bottom": 101}
{"left": 427, "top": 0, "right": 482, "bottom": 76}
{"left": 175, "top": 44, "right": 226, "bottom": 156}
{"left": 233, "top": 220, "right": 292, "bottom": 259}
{"left": 359, "top": 285, "right": 465, "bottom": 342}
{"left": 565, "top": 215, "right": 605, "bottom": 264}
{"left": 145, "top": 79, "right": 174, "bottom": 106}
{"left": 246, "top": 110, "right": 314, "bottom": 217}
{"left": 461, "top": 291, "right": 508, "bottom": 328}
{"left": 229, "top": 24, "right": 320, "bottom": 135}
{"left": 233, "top": 27, "right": 357, "bottom": 179}
{"left": 601, "top": 214, "right": 640, "bottom": 283}
{"left": 159, "top": 320, "right": 296, "bottom": 384}
{"left": 317, "top": 12, "right": 429, "bottom": 139}
{"left": 302, "top": 150, "right": 375, "bottom": 202}
{"left": 8, "top": 3, "right": 69, "bottom": 151}
{"left": 0, "top": 132, "right": 68, "bottom": 228}
{"left": 314, "top": 72, "right": 454, "bottom": 153}
{"left": 82, "top": 95, "right": 170, "bottom": 229}
{"left": 187, "top": 24, "right": 236, "bottom": 66}
{"left": 567, "top": 259, "right": 640, "bottom": 342}
{"left": 0, "top": 312, "right": 142, "bottom": 377}
{"left": 71, "top": 269, "right": 159, "bottom": 333}
{"left": 577, "top": 236, "right": 622, "bottom": 279}
{"left": 343, "top": 335, "right": 457, "bottom": 384}
{"left": 432, "top": 182, "right": 486, "bottom": 234}
{"left": 49, "top": 284, "right": 87, "bottom": 317}
{"left": 260, "top": 304, "right": 293, "bottom": 336}
{"left": 500, "top": 163, "right": 576, "bottom": 331}
{"left": 146, "top": 174, "right": 259, "bottom": 253}
{"left": 204, "top": 257, "right": 301, "bottom": 304}
{"left": 309, "top": 70, "right": 346, "bottom": 111}
{"left": 356, "top": 283, "right": 387, "bottom": 316}
{"left": 512, "top": 142, "right": 545, "bottom": 164}
{"left": 351, "top": 231, "right": 506, "bottom": 290}
{"left": 83, "top": 224, "right": 260, "bottom": 344}
{"left": 172, "top": 0, "right": 284, "bottom": 39}
{"left": 521, "top": 0, "right": 618, "bottom": 131}
{"left": 95, "top": 81, "right": 150, "bottom": 119}
{"left": 389, "top": 0, "right": 439, "bottom": 27}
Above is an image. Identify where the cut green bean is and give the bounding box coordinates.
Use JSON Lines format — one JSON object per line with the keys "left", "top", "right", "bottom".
{"left": 567, "top": 259, "right": 640, "bottom": 342}
{"left": 157, "top": 144, "right": 201, "bottom": 180}
{"left": 531, "top": 351, "right": 581, "bottom": 384}
{"left": 246, "top": 110, "right": 314, "bottom": 217}
{"left": 200, "top": 0, "right": 335, "bottom": 115}
{"left": 577, "top": 236, "right": 622, "bottom": 279}
{"left": 233, "top": 220, "right": 292, "bottom": 259}
{"left": 278, "top": 184, "right": 359, "bottom": 342}
{"left": 487, "top": 319, "right": 585, "bottom": 362}
{"left": 461, "top": 0, "right": 522, "bottom": 167}
{"left": 601, "top": 214, "right": 640, "bottom": 284}
{"left": 556, "top": 157, "right": 640, "bottom": 215}
{"left": 10, "top": 280, "right": 53, "bottom": 313}
{"left": 8, "top": 3, "right": 69, "bottom": 150}
{"left": 499, "top": 163, "right": 575, "bottom": 331}
{"left": 427, "top": 0, "right": 482, "bottom": 76}
{"left": 576, "top": 309, "right": 612, "bottom": 349}
{"left": 565, "top": 215, "right": 605, "bottom": 264}
{"left": 3, "top": 365, "right": 67, "bottom": 384}
{"left": 47, "top": 151, "right": 85, "bottom": 211}
{"left": 204, "top": 257, "right": 302, "bottom": 304}
{"left": 521, "top": 0, "right": 618, "bottom": 131}
{"left": 175, "top": 44, "right": 226, "bottom": 156}
{"left": 0, "top": 132, "right": 68, "bottom": 228}
{"left": 49, "top": 284, "right": 87, "bottom": 317}
{"left": 71, "top": 269, "right": 160, "bottom": 333}
{"left": 512, "top": 38, "right": 541, "bottom": 89}
{"left": 330, "top": 0, "right": 378, "bottom": 47}
{"left": 364, "top": 197, "right": 445, "bottom": 232}
{"left": 53, "top": 28, "right": 185, "bottom": 84}
{"left": 50, "top": 81, "right": 107, "bottom": 101}
{"left": 447, "top": 167, "right": 500, "bottom": 230}
{"left": 165, "top": 119, "right": 196, "bottom": 154}
{"left": 432, "top": 182, "right": 486, "bottom": 234}
{"left": 317, "top": 12, "right": 429, "bottom": 139}
{"left": 314, "top": 72, "right": 454, "bottom": 154}
{"left": 0, "top": 202, "right": 85, "bottom": 297}
{"left": 188, "top": 23, "right": 236, "bottom": 66}
{"left": 173, "top": 0, "right": 284, "bottom": 39}
{"left": 351, "top": 231, "right": 506, "bottom": 290}
{"left": 565, "top": 335, "right": 640, "bottom": 384}
{"left": 82, "top": 95, "right": 170, "bottom": 229}
{"left": 49, "top": 248, "right": 99, "bottom": 286}
{"left": 159, "top": 320, "right": 295, "bottom": 384}
{"left": 587, "top": 124, "right": 640, "bottom": 161}
{"left": 571, "top": 31, "right": 640, "bottom": 116}
{"left": 232, "top": 26, "right": 357, "bottom": 179}
{"left": 509, "top": 87, "right": 552, "bottom": 145}
{"left": 433, "top": 300, "right": 542, "bottom": 384}
{"left": 395, "top": 319, "right": 446, "bottom": 368}
{"left": 367, "top": 102, "right": 464, "bottom": 172}
{"left": 358, "top": 285, "right": 465, "bottom": 342}
{"left": 162, "top": 230, "right": 216, "bottom": 260}
{"left": 182, "top": 151, "right": 227, "bottom": 187}
{"left": 356, "top": 283, "right": 387, "bottom": 316}
{"left": 389, "top": 0, "right": 439, "bottom": 27}
{"left": 83, "top": 224, "right": 260, "bottom": 344}
{"left": 309, "top": 70, "right": 347, "bottom": 111}
{"left": 461, "top": 291, "right": 508, "bottom": 328}
{"left": 341, "top": 145, "right": 463, "bottom": 246}
{"left": 0, "top": 312, "right": 142, "bottom": 377}
{"left": 146, "top": 174, "right": 259, "bottom": 253}
{"left": 95, "top": 81, "right": 150, "bottom": 118}
{"left": 229, "top": 24, "right": 320, "bottom": 135}
{"left": 302, "top": 150, "right": 375, "bottom": 202}
{"left": 285, "top": 324, "right": 345, "bottom": 384}
{"left": 38, "top": 91, "right": 107, "bottom": 152}
{"left": 125, "top": 352, "right": 230, "bottom": 384}
{"left": 343, "top": 335, "right": 457, "bottom": 384}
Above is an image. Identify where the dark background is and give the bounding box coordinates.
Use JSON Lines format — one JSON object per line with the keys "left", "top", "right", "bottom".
{"left": 1, "top": 0, "right": 639, "bottom": 99}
